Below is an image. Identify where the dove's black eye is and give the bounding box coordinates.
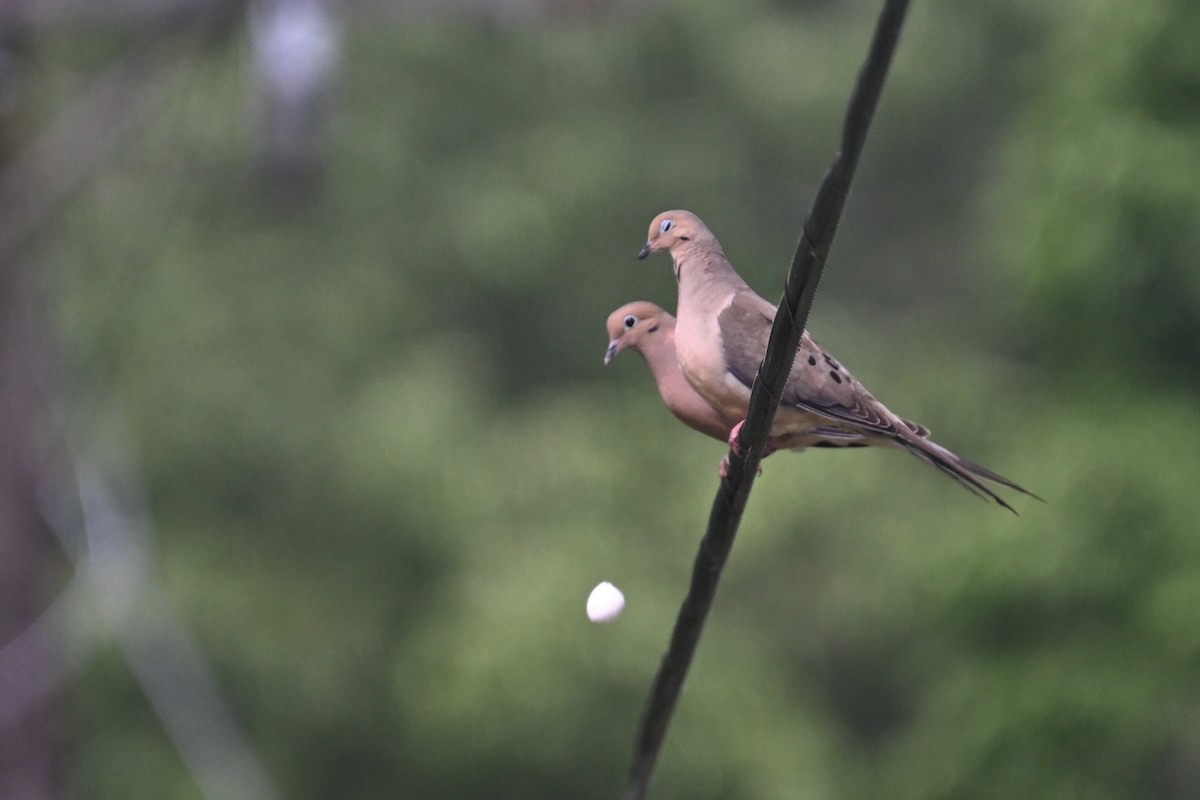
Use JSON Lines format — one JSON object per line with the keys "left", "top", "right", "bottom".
{"left": 624, "top": 315, "right": 637, "bottom": 328}
{"left": 659, "top": 219, "right": 673, "bottom": 233}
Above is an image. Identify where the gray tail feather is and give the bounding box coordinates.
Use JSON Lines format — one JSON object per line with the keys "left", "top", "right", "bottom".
{"left": 898, "top": 437, "right": 1042, "bottom": 515}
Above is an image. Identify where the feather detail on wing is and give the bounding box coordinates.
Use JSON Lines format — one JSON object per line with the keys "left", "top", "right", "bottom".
{"left": 716, "top": 292, "right": 904, "bottom": 438}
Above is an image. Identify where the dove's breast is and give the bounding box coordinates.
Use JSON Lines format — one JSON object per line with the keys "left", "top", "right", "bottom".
{"left": 674, "top": 288, "right": 752, "bottom": 421}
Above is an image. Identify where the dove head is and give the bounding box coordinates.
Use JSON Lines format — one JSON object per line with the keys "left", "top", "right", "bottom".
{"left": 637, "top": 210, "right": 712, "bottom": 260}
{"left": 604, "top": 301, "right": 672, "bottom": 365}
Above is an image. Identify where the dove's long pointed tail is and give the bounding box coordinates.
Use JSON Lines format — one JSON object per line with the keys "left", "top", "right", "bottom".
{"left": 896, "top": 436, "right": 1041, "bottom": 515}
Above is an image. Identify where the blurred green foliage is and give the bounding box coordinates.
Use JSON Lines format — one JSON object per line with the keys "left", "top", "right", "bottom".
{"left": 22, "top": 0, "right": 1200, "bottom": 797}
{"left": 994, "top": 0, "right": 1200, "bottom": 378}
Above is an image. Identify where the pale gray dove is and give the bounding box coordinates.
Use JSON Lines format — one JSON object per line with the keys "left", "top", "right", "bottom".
{"left": 636, "top": 210, "right": 1037, "bottom": 512}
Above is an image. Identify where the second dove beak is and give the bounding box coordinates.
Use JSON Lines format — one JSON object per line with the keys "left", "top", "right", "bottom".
{"left": 637, "top": 243, "right": 651, "bottom": 260}
{"left": 604, "top": 339, "right": 621, "bottom": 365}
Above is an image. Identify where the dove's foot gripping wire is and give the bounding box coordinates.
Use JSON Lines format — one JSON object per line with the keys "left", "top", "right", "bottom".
{"left": 727, "top": 420, "right": 746, "bottom": 455}
{"left": 718, "top": 420, "right": 771, "bottom": 478}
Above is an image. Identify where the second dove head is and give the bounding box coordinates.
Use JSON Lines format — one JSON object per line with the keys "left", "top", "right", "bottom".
{"left": 604, "top": 301, "right": 670, "bottom": 364}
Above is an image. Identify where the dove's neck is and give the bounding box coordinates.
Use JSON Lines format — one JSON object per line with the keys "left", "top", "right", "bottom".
{"left": 638, "top": 330, "right": 682, "bottom": 387}
{"left": 672, "top": 244, "right": 751, "bottom": 317}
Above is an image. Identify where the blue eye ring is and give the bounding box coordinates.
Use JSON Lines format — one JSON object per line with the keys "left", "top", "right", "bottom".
{"left": 659, "top": 219, "right": 673, "bottom": 233}
{"left": 623, "top": 315, "right": 637, "bottom": 328}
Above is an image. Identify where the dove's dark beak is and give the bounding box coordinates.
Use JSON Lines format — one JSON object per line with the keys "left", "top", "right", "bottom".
{"left": 604, "top": 339, "right": 621, "bottom": 365}
{"left": 637, "top": 243, "right": 651, "bottom": 260}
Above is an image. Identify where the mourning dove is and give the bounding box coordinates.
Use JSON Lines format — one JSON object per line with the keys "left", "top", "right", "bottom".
{"left": 636, "top": 210, "right": 1038, "bottom": 512}
{"left": 605, "top": 301, "right": 733, "bottom": 442}
{"left": 604, "top": 301, "right": 921, "bottom": 459}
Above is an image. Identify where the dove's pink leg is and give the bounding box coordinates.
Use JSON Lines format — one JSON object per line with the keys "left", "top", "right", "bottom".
{"left": 718, "top": 419, "right": 773, "bottom": 478}
{"left": 727, "top": 420, "right": 746, "bottom": 454}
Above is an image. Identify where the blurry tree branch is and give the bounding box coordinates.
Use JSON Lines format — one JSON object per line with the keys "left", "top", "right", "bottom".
{"left": 0, "top": 332, "right": 284, "bottom": 800}
{"left": 1, "top": 20, "right": 60, "bottom": 798}
{"left": 0, "top": 6, "right": 279, "bottom": 798}
{"left": 623, "top": 2, "right": 911, "bottom": 798}
{"left": 52, "top": 444, "right": 281, "bottom": 800}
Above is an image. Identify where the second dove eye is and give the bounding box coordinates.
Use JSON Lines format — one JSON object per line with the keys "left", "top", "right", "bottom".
{"left": 659, "top": 219, "right": 673, "bottom": 233}
{"left": 624, "top": 315, "right": 637, "bottom": 328}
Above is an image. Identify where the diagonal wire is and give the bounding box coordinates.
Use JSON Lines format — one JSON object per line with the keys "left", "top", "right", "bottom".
{"left": 623, "top": 2, "right": 911, "bottom": 798}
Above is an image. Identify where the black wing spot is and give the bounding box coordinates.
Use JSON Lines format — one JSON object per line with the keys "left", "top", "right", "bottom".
{"left": 807, "top": 354, "right": 817, "bottom": 366}
{"left": 829, "top": 371, "right": 842, "bottom": 384}
{"left": 823, "top": 354, "right": 840, "bottom": 370}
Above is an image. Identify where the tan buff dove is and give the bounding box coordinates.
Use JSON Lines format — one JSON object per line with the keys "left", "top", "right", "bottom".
{"left": 604, "top": 301, "right": 931, "bottom": 457}
{"left": 605, "top": 302, "right": 734, "bottom": 442}
{"left": 636, "top": 210, "right": 1038, "bottom": 512}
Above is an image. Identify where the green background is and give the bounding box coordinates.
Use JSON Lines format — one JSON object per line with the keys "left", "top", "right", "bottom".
{"left": 17, "top": 0, "right": 1200, "bottom": 797}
